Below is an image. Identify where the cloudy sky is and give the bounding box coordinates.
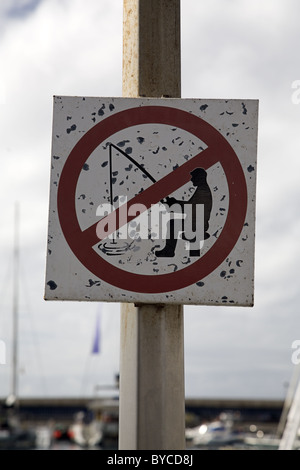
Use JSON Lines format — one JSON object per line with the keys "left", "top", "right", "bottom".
{"left": 0, "top": 0, "right": 300, "bottom": 402}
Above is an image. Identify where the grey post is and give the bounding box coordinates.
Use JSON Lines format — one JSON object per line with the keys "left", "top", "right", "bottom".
{"left": 119, "top": 0, "right": 185, "bottom": 450}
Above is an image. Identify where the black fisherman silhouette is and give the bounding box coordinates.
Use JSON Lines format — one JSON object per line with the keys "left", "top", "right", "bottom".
{"left": 155, "top": 167, "right": 213, "bottom": 257}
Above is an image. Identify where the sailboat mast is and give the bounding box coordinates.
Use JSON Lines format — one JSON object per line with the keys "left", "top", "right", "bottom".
{"left": 11, "top": 202, "right": 19, "bottom": 404}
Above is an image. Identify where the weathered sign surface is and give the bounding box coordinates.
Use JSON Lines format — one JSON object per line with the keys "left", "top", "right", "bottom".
{"left": 45, "top": 97, "right": 258, "bottom": 305}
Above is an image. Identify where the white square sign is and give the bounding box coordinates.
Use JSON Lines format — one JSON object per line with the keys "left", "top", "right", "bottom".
{"left": 45, "top": 97, "right": 258, "bottom": 306}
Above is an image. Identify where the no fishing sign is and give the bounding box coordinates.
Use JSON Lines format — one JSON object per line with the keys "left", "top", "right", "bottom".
{"left": 45, "top": 97, "right": 258, "bottom": 306}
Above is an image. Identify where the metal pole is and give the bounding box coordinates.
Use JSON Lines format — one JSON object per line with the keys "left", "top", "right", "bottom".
{"left": 122, "top": 0, "right": 181, "bottom": 98}
{"left": 119, "top": 0, "right": 185, "bottom": 450}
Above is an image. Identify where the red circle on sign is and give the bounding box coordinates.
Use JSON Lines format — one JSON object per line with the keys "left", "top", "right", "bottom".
{"left": 57, "top": 105, "right": 247, "bottom": 294}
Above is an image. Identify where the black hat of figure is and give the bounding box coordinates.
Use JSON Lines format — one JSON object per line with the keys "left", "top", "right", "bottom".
{"left": 190, "top": 167, "right": 207, "bottom": 186}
